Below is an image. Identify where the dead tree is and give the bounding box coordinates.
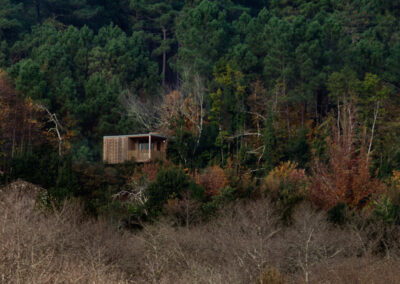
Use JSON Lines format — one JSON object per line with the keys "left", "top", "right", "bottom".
{"left": 124, "top": 90, "right": 162, "bottom": 131}
{"left": 37, "top": 104, "right": 64, "bottom": 156}
{"left": 179, "top": 72, "right": 206, "bottom": 155}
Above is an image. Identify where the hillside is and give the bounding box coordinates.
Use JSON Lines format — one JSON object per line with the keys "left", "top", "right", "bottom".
{"left": 1, "top": 1, "right": 400, "bottom": 283}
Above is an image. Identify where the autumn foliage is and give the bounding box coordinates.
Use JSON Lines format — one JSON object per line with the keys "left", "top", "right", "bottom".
{"left": 263, "top": 161, "right": 308, "bottom": 200}
{"left": 195, "top": 165, "right": 228, "bottom": 197}
{"left": 139, "top": 162, "right": 162, "bottom": 182}
{"left": 309, "top": 115, "right": 385, "bottom": 209}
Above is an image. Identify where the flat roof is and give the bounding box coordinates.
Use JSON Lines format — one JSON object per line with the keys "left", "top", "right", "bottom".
{"left": 104, "top": 133, "right": 167, "bottom": 139}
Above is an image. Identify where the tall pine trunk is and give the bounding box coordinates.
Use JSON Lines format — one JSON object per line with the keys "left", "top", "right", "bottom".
{"left": 162, "top": 27, "right": 167, "bottom": 88}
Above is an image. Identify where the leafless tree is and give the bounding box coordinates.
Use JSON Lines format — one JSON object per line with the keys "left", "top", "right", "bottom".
{"left": 163, "top": 191, "right": 202, "bottom": 229}
{"left": 179, "top": 68, "right": 207, "bottom": 153}
{"left": 283, "top": 204, "right": 359, "bottom": 284}
{"left": 37, "top": 104, "right": 64, "bottom": 156}
{"left": 123, "top": 89, "right": 163, "bottom": 131}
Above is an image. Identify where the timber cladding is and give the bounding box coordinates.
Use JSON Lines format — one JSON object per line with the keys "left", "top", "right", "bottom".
{"left": 103, "top": 136, "right": 128, "bottom": 164}
{"left": 103, "top": 134, "right": 167, "bottom": 164}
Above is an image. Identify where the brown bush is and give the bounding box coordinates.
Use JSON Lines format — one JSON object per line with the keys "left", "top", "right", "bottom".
{"left": 163, "top": 192, "right": 202, "bottom": 228}
{"left": 131, "top": 200, "right": 367, "bottom": 283}
{"left": 139, "top": 161, "right": 162, "bottom": 181}
{"left": 197, "top": 165, "right": 228, "bottom": 197}
{"left": 0, "top": 182, "right": 131, "bottom": 283}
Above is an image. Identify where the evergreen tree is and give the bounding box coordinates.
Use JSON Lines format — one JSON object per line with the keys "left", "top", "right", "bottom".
{"left": 175, "top": 0, "right": 230, "bottom": 77}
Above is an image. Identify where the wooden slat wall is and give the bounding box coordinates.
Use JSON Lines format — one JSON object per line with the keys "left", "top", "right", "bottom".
{"left": 104, "top": 136, "right": 168, "bottom": 164}
{"left": 103, "top": 137, "right": 128, "bottom": 164}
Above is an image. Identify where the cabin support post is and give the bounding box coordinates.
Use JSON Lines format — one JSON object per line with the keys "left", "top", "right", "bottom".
{"left": 148, "top": 134, "right": 151, "bottom": 160}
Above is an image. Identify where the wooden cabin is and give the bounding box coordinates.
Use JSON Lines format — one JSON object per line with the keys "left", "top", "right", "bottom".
{"left": 103, "top": 133, "right": 167, "bottom": 164}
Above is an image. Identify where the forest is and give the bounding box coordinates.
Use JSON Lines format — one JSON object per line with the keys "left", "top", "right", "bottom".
{"left": 1, "top": 0, "right": 400, "bottom": 283}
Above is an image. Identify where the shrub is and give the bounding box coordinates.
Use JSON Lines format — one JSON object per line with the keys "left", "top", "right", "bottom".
{"left": 0, "top": 182, "right": 130, "bottom": 283}
{"left": 146, "top": 167, "right": 206, "bottom": 218}
{"left": 136, "top": 161, "right": 162, "bottom": 182}
{"left": 262, "top": 161, "right": 308, "bottom": 201}
{"left": 164, "top": 193, "right": 203, "bottom": 228}
{"left": 3, "top": 182, "right": 400, "bottom": 283}
{"left": 263, "top": 174, "right": 281, "bottom": 200}
{"left": 372, "top": 197, "right": 399, "bottom": 224}
{"left": 327, "top": 202, "right": 349, "bottom": 225}
{"left": 388, "top": 170, "right": 400, "bottom": 206}
{"left": 258, "top": 266, "right": 287, "bottom": 284}
{"left": 146, "top": 167, "right": 189, "bottom": 213}
{"left": 196, "top": 165, "right": 228, "bottom": 197}
{"left": 201, "top": 186, "right": 237, "bottom": 220}
{"left": 262, "top": 161, "right": 308, "bottom": 222}
{"left": 264, "top": 162, "right": 308, "bottom": 193}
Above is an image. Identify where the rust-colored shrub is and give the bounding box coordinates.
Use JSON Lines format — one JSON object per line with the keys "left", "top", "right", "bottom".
{"left": 132, "top": 161, "right": 163, "bottom": 182}
{"left": 197, "top": 165, "right": 228, "bottom": 197}
{"left": 309, "top": 117, "right": 385, "bottom": 209}
{"left": 141, "top": 162, "right": 161, "bottom": 181}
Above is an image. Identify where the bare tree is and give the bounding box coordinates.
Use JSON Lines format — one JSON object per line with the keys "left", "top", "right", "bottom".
{"left": 37, "top": 104, "right": 64, "bottom": 156}
{"left": 123, "top": 89, "right": 163, "bottom": 131}
{"left": 163, "top": 191, "right": 202, "bottom": 229}
{"left": 158, "top": 89, "right": 184, "bottom": 133}
{"left": 178, "top": 66, "right": 207, "bottom": 154}
{"left": 284, "top": 204, "right": 357, "bottom": 284}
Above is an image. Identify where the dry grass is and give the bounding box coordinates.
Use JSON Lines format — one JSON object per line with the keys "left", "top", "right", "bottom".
{"left": 1, "top": 181, "right": 400, "bottom": 283}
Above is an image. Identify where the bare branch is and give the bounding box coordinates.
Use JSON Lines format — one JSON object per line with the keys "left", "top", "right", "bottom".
{"left": 37, "top": 104, "right": 64, "bottom": 156}
{"left": 123, "top": 89, "right": 163, "bottom": 131}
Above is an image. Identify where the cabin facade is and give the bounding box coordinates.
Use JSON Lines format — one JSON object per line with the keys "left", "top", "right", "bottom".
{"left": 103, "top": 133, "right": 167, "bottom": 164}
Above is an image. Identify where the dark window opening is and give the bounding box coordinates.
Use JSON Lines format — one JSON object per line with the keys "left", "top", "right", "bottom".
{"left": 139, "top": 143, "right": 149, "bottom": 151}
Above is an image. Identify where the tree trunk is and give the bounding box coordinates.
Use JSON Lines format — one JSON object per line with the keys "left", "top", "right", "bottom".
{"left": 367, "top": 101, "right": 379, "bottom": 163}
{"left": 286, "top": 103, "right": 291, "bottom": 139}
{"left": 11, "top": 105, "right": 17, "bottom": 158}
{"left": 35, "top": 0, "right": 41, "bottom": 23}
{"left": 301, "top": 101, "right": 306, "bottom": 128}
{"left": 162, "top": 27, "right": 167, "bottom": 88}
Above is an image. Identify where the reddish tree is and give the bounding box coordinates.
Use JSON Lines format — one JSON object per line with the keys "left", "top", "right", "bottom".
{"left": 309, "top": 107, "right": 385, "bottom": 209}
{"left": 197, "top": 166, "right": 228, "bottom": 197}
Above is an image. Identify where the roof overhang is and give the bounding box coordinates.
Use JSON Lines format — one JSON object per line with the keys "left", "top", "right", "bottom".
{"left": 104, "top": 133, "right": 167, "bottom": 139}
